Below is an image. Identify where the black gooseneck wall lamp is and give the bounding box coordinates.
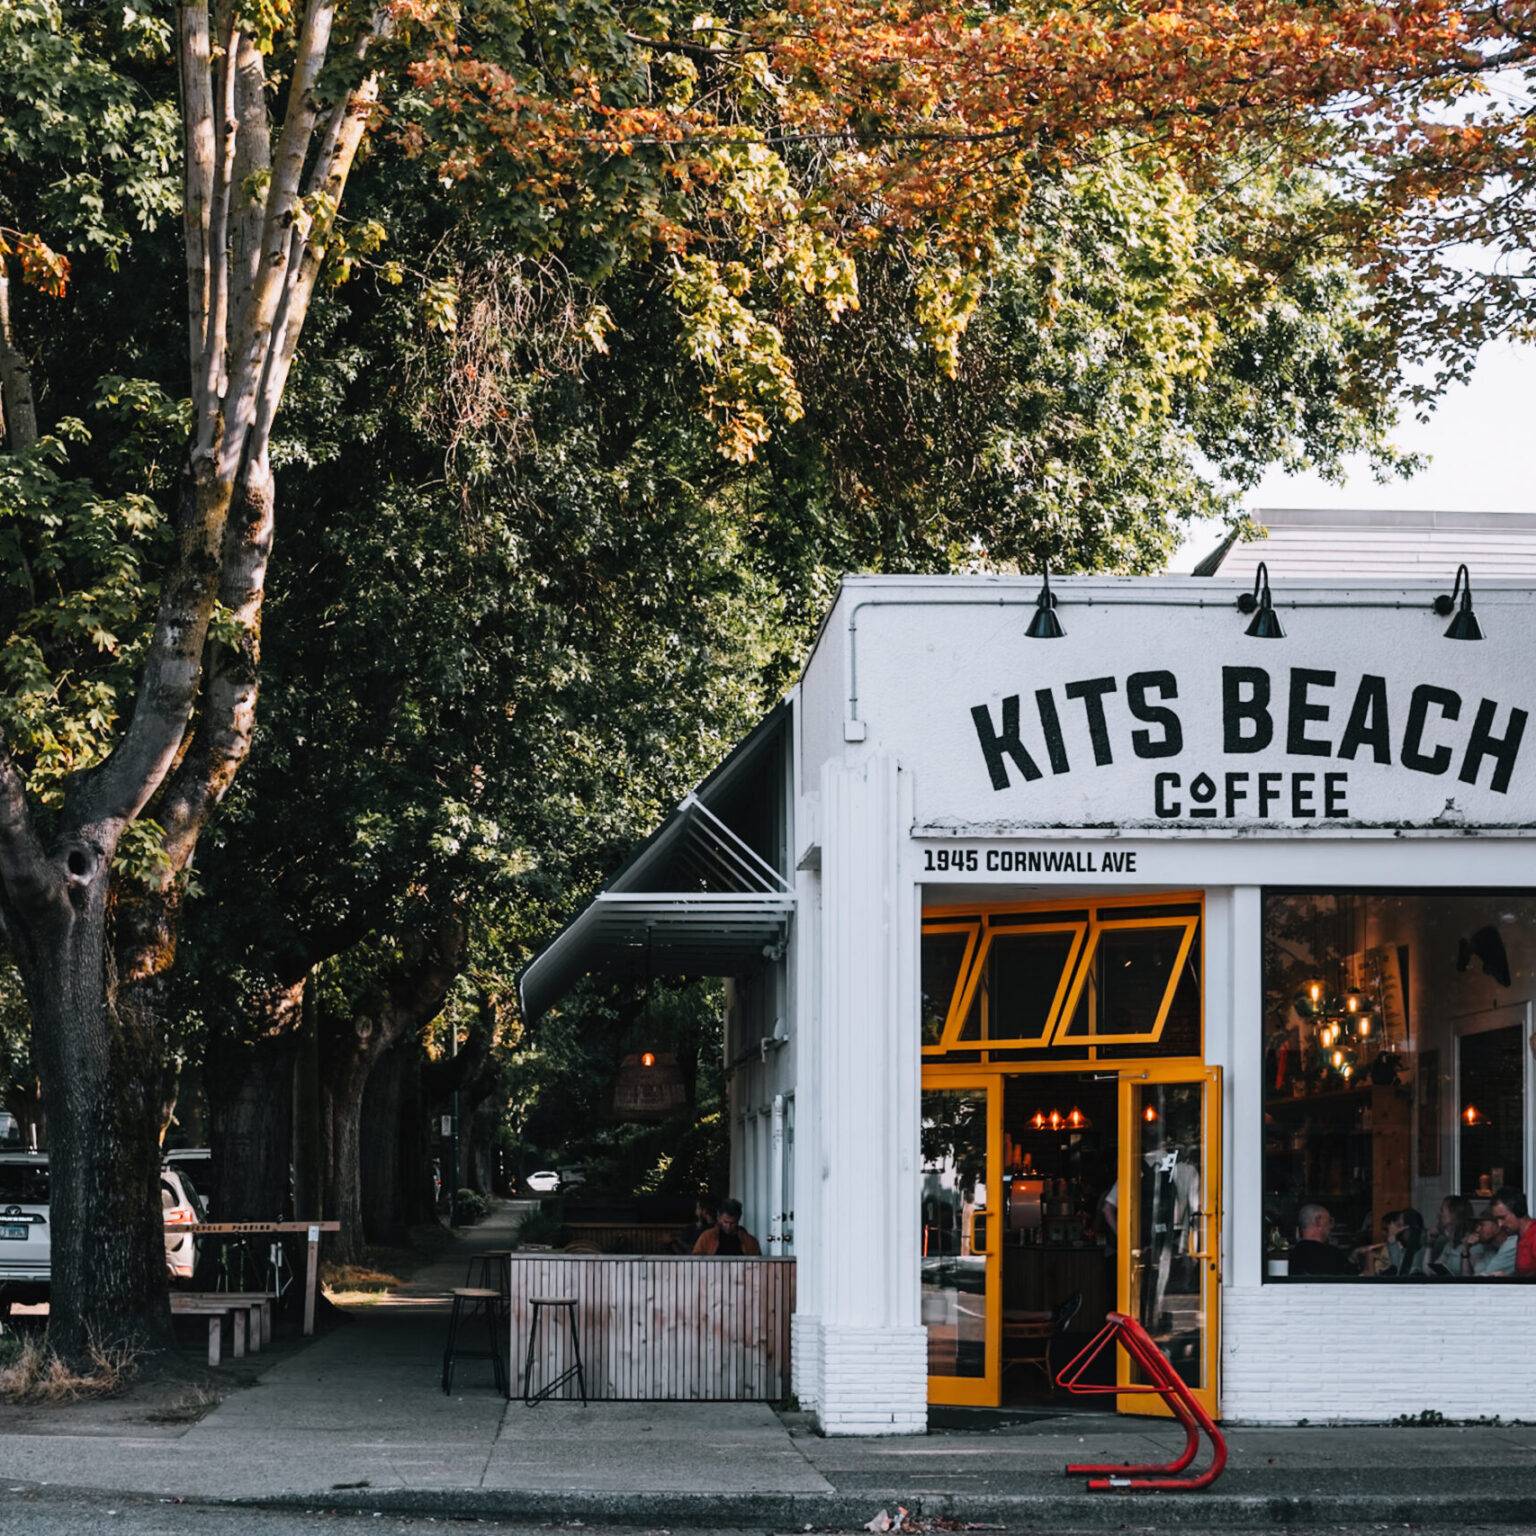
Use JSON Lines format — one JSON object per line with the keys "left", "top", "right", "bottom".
{"left": 1027, "top": 567, "right": 1065, "bottom": 639}
{"left": 1236, "top": 560, "right": 1285, "bottom": 639}
{"left": 1433, "top": 563, "right": 1484, "bottom": 640}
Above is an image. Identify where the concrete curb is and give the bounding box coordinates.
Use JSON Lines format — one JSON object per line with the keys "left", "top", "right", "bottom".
{"left": 227, "top": 1486, "right": 1536, "bottom": 1528}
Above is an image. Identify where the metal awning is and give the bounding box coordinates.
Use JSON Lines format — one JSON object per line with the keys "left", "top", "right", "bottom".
{"left": 518, "top": 706, "right": 793, "bottom": 1021}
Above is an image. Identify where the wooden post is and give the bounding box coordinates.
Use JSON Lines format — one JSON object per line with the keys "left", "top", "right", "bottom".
{"left": 303, "top": 1222, "right": 320, "bottom": 1336}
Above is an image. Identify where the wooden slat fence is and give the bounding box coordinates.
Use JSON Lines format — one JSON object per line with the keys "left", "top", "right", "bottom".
{"left": 507, "top": 1255, "right": 795, "bottom": 1402}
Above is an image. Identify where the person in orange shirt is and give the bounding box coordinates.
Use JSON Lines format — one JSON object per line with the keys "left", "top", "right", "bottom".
{"left": 1491, "top": 1187, "right": 1536, "bottom": 1276}
{"left": 691, "top": 1197, "right": 762, "bottom": 1256}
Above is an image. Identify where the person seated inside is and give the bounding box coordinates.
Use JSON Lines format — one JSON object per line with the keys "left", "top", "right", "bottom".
{"left": 1288, "top": 1202, "right": 1356, "bottom": 1276}
{"left": 1491, "top": 1187, "right": 1536, "bottom": 1277}
{"left": 1455, "top": 1210, "right": 1518, "bottom": 1276}
{"left": 1424, "top": 1196, "right": 1475, "bottom": 1276}
{"left": 691, "top": 1197, "right": 762, "bottom": 1256}
{"left": 674, "top": 1195, "right": 717, "bottom": 1254}
{"left": 1389, "top": 1208, "right": 1426, "bottom": 1275}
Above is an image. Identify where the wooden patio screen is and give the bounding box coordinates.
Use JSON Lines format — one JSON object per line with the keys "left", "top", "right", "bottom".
{"left": 507, "top": 1255, "right": 796, "bottom": 1402}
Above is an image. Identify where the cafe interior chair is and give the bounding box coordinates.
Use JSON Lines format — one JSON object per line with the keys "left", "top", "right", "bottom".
{"left": 1003, "top": 1291, "right": 1084, "bottom": 1394}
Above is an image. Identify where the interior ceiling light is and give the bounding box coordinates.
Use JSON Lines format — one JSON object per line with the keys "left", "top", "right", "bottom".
{"left": 1027, "top": 567, "right": 1065, "bottom": 640}
{"left": 1236, "top": 560, "right": 1285, "bottom": 639}
{"left": 1434, "top": 562, "right": 1484, "bottom": 641}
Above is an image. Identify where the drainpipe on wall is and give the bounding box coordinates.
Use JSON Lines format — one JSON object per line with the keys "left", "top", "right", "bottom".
{"left": 769, "top": 1094, "right": 785, "bottom": 1255}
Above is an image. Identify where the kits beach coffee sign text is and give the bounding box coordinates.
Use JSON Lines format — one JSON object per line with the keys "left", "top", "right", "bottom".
{"left": 970, "top": 665, "right": 1528, "bottom": 823}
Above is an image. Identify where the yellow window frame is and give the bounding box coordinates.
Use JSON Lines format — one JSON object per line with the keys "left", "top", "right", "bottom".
{"left": 920, "top": 921, "right": 983, "bottom": 1056}
{"left": 939, "top": 921, "right": 1088, "bottom": 1052}
{"left": 1051, "top": 914, "right": 1198, "bottom": 1048}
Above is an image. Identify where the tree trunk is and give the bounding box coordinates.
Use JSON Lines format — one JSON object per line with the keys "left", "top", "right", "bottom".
{"left": 206, "top": 992, "right": 300, "bottom": 1222}
{"left": 318, "top": 913, "right": 467, "bottom": 1265}
{"left": 293, "top": 981, "right": 323, "bottom": 1222}
{"left": 396, "top": 1046, "right": 438, "bottom": 1229}
{"left": 322, "top": 1055, "right": 370, "bottom": 1266}
{"left": 0, "top": 259, "right": 39, "bottom": 452}
{"left": 360, "top": 1042, "right": 407, "bottom": 1248}
{"left": 12, "top": 888, "right": 172, "bottom": 1360}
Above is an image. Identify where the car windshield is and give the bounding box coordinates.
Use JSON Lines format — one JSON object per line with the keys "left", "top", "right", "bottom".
{"left": 0, "top": 1164, "right": 48, "bottom": 1204}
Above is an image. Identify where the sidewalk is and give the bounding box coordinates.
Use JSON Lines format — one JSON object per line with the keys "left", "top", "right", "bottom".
{"left": 2, "top": 1211, "right": 1534, "bottom": 1527}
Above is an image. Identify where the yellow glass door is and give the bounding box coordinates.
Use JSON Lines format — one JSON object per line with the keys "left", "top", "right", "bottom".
{"left": 921, "top": 1073, "right": 1002, "bottom": 1406}
{"left": 1116, "top": 1064, "right": 1221, "bottom": 1418}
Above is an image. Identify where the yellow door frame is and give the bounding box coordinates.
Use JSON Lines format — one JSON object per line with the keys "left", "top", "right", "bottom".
{"left": 922, "top": 1072, "right": 1003, "bottom": 1406}
{"left": 922, "top": 1057, "right": 1220, "bottom": 1418}
{"left": 1114, "top": 1062, "right": 1222, "bottom": 1420}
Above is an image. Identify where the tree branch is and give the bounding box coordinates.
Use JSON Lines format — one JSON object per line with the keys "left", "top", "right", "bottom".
{"left": 227, "top": 36, "right": 271, "bottom": 356}
{"left": 250, "top": 5, "right": 391, "bottom": 464}
{"left": 0, "top": 737, "right": 52, "bottom": 912}
{"left": 195, "top": 13, "right": 242, "bottom": 459}
{"left": 177, "top": 2, "right": 215, "bottom": 428}
{"left": 218, "top": 0, "right": 337, "bottom": 485}
{"left": 0, "top": 259, "right": 39, "bottom": 452}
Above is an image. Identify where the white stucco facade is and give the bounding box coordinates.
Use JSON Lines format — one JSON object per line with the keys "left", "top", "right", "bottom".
{"left": 781, "top": 574, "right": 1536, "bottom": 1432}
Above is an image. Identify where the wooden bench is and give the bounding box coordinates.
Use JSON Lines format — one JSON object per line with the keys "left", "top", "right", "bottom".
{"left": 170, "top": 1292, "right": 273, "bottom": 1366}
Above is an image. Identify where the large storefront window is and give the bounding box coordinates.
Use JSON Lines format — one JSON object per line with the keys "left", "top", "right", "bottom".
{"left": 1262, "top": 891, "right": 1535, "bottom": 1281}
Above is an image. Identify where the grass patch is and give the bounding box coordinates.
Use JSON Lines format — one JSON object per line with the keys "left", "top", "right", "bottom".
{"left": 321, "top": 1261, "right": 402, "bottom": 1294}
{"left": 0, "top": 1330, "right": 143, "bottom": 1404}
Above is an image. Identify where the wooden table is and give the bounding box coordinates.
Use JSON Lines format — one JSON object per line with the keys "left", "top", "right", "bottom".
{"left": 188, "top": 1221, "right": 341, "bottom": 1335}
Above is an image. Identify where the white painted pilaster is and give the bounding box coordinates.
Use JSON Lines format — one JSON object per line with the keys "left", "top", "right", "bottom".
{"left": 812, "top": 751, "right": 926, "bottom": 1434}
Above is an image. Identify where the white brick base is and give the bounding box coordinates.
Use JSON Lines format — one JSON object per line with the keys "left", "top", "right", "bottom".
{"left": 1223, "top": 1284, "right": 1536, "bottom": 1421}
{"left": 792, "top": 1313, "right": 823, "bottom": 1413}
{"left": 815, "top": 1324, "right": 928, "bottom": 1436}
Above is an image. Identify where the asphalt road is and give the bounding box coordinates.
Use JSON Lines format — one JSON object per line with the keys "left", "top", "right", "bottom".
{"left": 2, "top": 1496, "right": 1536, "bottom": 1536}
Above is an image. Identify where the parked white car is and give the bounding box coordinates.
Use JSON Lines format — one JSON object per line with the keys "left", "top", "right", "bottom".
{"left": 161, "top": 1164, "right": 208, "bottom": 1282}
{"left": 0, "top": 1153, "right": 50, "bottom": 1311}
{"left": 0, "top": 1153, "right": 210, "bottom": 1310}
{"left": 525, "top": 1170, "right": 562, "bottom": 1194}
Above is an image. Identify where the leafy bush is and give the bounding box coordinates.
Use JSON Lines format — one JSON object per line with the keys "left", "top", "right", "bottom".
{"left": 512, "top": 1209, "right": 567, "bottom": 1248}
{"left": 452, "top": 1188, "right": 491, "bottom": 1226}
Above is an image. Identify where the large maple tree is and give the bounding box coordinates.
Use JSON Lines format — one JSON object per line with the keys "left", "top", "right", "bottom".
{"left": 1, "top": 0, "right": 1532, "bottom": 1354}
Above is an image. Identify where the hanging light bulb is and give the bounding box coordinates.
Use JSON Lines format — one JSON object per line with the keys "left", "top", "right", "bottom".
{"left": 1142, "top": 1103, "right": 1159, "bottom": 1124}
{"left": 1345, "top": 990, "right": 1361, "bottom": 1014}
{"left": 1341, "top": 1062, "right": 1355, "bottom": 1081}
{"left": 1029, "top": 1110, "right": 1047, "bottom": 1132}
{"left": 1308, "top": 980, "right": 1323, "bottom": 1005}
{"left": 1047, "top": 1108, "right": 1065, "bottom": 1131}
{"left": 1067, "top": 1106, "right": 1091, "bottom": 1130}
{"left": 1357, "top": 1015, "right": 1373, "bottom": 1039}
{"left": 1332, "top": 1048, "right": 1345, "bottom": 1069}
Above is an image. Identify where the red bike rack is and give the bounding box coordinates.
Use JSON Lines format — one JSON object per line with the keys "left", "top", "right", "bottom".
{"left": 1054, "top": 1311, "right": 1228, "bottom": 1491}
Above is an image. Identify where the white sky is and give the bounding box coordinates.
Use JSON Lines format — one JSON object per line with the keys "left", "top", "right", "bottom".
{"left": 1168, "top": 338, "right": 1536, "bottom": 572}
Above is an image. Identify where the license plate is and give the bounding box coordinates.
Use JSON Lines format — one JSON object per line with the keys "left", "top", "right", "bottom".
{"left": 0, "top": 1224, "right": 29, "bottom": 1241}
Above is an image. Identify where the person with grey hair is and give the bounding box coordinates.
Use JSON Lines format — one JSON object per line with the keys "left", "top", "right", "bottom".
{"left": 1288, "top": 1202, "right": 1356, "bottom": 1276}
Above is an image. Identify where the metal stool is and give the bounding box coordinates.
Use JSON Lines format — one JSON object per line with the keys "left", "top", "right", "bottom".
{"left": 441, "top": 1287, "right": 507, "bottom": 1396}
{"left": 466, "top": 1249, "right": 511, "bottom": 1295}
{"left": 522, "top": 1296, "right": 586, "bottom": 1406}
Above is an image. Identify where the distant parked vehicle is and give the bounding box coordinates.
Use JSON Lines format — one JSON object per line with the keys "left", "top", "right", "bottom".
{"left": 525, "top": 1170, "right": 562, "bottom": 1194}
{"left": 0, "top": 1152, "right": 212, "bottom": 1309}
{"left": 161, "top": 1164, "right": 208, "bottom": 1282}
{"left": 0, "top": 1153, "right": 49, "bottom": 1313}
